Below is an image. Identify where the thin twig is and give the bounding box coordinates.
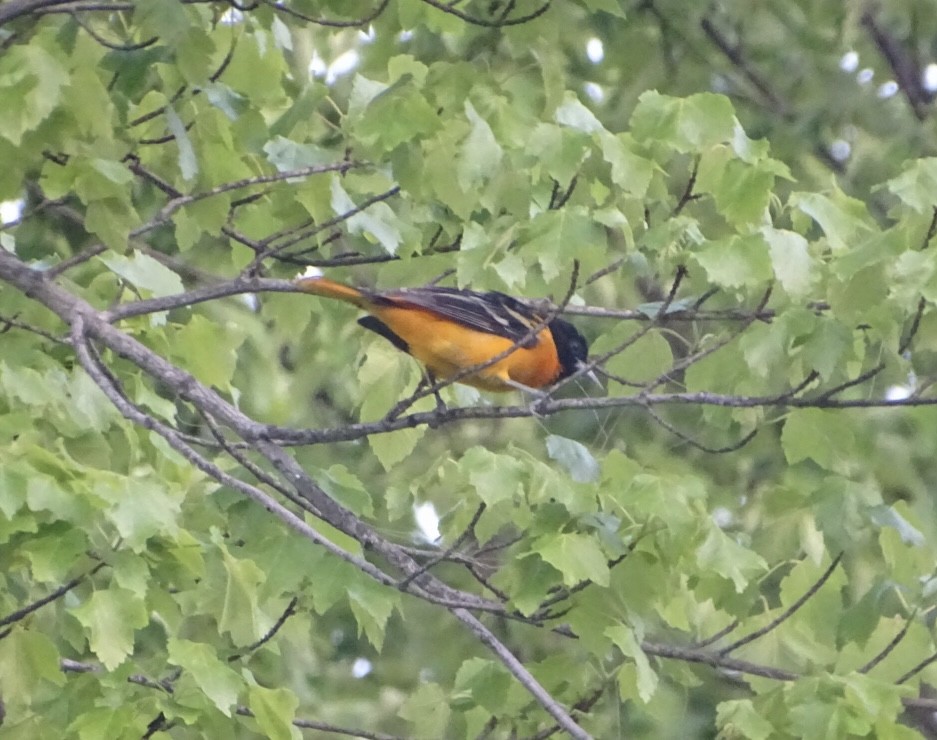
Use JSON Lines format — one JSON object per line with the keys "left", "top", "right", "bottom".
{"left": 0, "top": 313, "right": 67, "bottom": 343}
{"left": 673, "top": 157, "right": 700, "bottom": 215}
{"left": 719, "top": 553, "right": 843, "bottom": 656}
{"left": 228, "top": 597, "right": 299, "bottom": 661}
{"left": 452, "top": 609, "right": 589, "bottom": 739}
{"left": 691, "top": 619, "right": 740, "bottom": 650}
{"left": 897, "top": 651, "right": 937, "bottom": 684}
{"left": 397, "top": 504, "right": 486, "bottom": 590}
{"left": 860, "top": 610, "right": 918, "bottom": 675}
{"left": 0, "top": 562, "right": 106, "bottom": 628}
{"left": 260, "top": 0, "right": 391, "bottom": 28}
{"left": 419, "top": 0, "right": 552, "bottom": 28}
{"left": 700, "top": 15, "right": 789, "bottom": 115}
{"left": 642, "top": 403, "right": 759, "bottom": 454}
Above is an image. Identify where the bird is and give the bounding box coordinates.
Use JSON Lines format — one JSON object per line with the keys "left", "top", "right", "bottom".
{"left": 293, "top": 272, "right": 590, "bottom": 393}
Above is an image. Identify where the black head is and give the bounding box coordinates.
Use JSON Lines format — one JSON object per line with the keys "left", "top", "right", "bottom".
{"left": 548, "top": 317, "right": 590, "bottom": 380}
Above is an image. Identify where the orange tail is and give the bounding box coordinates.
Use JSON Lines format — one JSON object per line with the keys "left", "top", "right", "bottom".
{"left": 293, "top": 276, "right": 369, "bottom": 308}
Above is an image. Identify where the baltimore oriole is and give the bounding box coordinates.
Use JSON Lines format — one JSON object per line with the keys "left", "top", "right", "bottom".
{"left": 293, "top": 274, "right": 590, "bottom": 392}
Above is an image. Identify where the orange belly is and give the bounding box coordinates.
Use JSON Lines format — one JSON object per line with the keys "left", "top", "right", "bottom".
{"left": 372, "top": 305, "right": 560, "bottom": 391}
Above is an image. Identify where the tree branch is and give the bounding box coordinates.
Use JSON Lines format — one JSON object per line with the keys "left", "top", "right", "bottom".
{"left": 718, "top": 553, "right": 843, "bottom": 656}
{"left": 0, "top": 562, "right": 106, "bottom": 629}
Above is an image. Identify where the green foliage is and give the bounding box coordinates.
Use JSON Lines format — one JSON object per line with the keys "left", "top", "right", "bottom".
{"left": 4, "top": 0, "right": 937, "bottom": 738}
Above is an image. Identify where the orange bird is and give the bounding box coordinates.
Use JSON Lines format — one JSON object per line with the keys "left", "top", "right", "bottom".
{"left": 293, "top": 274, "right": 590, "bottom": 392}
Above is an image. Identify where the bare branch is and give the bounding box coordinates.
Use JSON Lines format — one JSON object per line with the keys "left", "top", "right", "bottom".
{"left": 397, "top": 504, "right": 487, "bottom": 589}
{"left": 419, "top": 0, "right": 552, "bottom": 28}
{"left": 59, "top": 658, "right": 404, "bottom": 739}
{"left": 248, "top": 185, "right": 401, "bottom": 268}
{"left": 898, "top": 650, "right": 937, "bottom": 684}
{"left": 642, "top": 402, "right": 760, "bottom": 454}
{"left": 860, "top": 610, "right": 918, "bottom": 675}
{"left": 261, "top": 0, "right": 391, "bottom": 28}
{"left": 719, "top": 553, "right": 843, "bottom": 656}
{"left": 861, "top": 8, "right": 931, "bottom": 120}
{"left": 452, "top": 609, "right": 589, "bottom": 740}
{"left": 68, "top": 10, "right": 157, "bottom": 49}
{"left": 0, "top": 562, "right": 106, "bottom": 629}
{"left": 0, "top": 313, "right": 67, "bottom": 344}
{"left": 692, "top": 620, "right": 740, "bottom": 650}
{"left": 228, "top": 597, "right": 299, "bottom": 661}
{"left": 524, "top": 686, "right": 606, "bottom": 740}
{"left": 548, "top": 176, "right": 578, "bottom": 210}
{"left": 673, "top": 157, "right": 700, "bottom": 215}
{"left": 699, "top": 15, "right": 790, "bottom": 115}
{"left": 550, "top": 266, "right": 689, "bottom": 397}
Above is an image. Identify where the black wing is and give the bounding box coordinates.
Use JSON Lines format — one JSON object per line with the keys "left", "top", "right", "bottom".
{"left": 381, "top": 287, "right": 548, "bottom": 343}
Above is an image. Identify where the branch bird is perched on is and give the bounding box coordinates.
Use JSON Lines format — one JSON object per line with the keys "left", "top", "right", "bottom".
{"left": 293, "top": 272, "right": 590, "bottom": 393}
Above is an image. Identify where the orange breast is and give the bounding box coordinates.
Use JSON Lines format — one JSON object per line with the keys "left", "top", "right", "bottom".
{"left": 372, "top": 305, "right": 561, "bottom": 391}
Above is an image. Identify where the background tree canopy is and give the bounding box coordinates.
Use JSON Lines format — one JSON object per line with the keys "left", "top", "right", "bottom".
{"left": 4, "top": 1, "right": 937, "bottom": 737}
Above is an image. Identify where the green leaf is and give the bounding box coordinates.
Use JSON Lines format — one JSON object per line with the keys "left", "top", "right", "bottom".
{"left": 555, "top": 92, "right": 605, "bottom": 134}
{"left": 890, "top": 249, "right": 937, "bottom": 305}
{"left": 399, "top": 682, "right": 451, "bottom": 738}
{"left": 546, "top": 435, "right": 599, "bottom": 483}
{"left": 590, "top": 323, "right": 673, "bottom": 387}
{"left": 802, "top": 319, "right": 853, "bottom": 381}
{"left": 369, "top": 426, "right": 424, "bottom": 471}
{"left": 0, "top": 629, "right": 64, "bottom": 705}
{"left": 458, "top": 101, "right": 503, "bottom": 190}
{"left": 693, "top": 234, "right": 772, "bottom": 288}
{"left": 136, "top": 0, "right": 189, "bottom": 42}
{"left": 716, "top": 699, "right": 775, "bottom": 740}
{"left": 317, "top": 464, "right": 373, "bottom": 516}
{"left": 347, "top": 74, "right": 389, "bottom": 118}
{"left": 263, "top": 136, "right": 333, "bottom": 171}
{"left": 248, "top": 685, "right": 302, "bottom": 740}
{"left": 782, "top": 408, "right": 856, "bottom": 470}
{"left": 526, "top": 123, "right": 588, "bottom": 186}
{"left": 347, "top": 577, "right": 398, "bottom": 650}
{"left": 791, "top": 190, "right": 873, "bottom": 253}
{"left": 85, "top": 198, "right": 136, "bottom": 251}
{"left": 171, "top": 315, "right": 244, "bottom": 389}
{"left": 838, "top": 674, "right": 908, "bottom": 730}
{"left": 219, "top": 549, "right": 272, "bottom": 646}
{"left": 21, "top": 523, "right": 87, "bottom": 582}
{"left": 462, "top": 446, "right": 527, "bottom": 506}
{"left": 167, "top": 106, "right": 198, "bottom": 181}
{"left": 869, "top": 504, "right": 925, "bottom": 546}
{"left": 695, "top": 527, "right": 767, "bottom": 593}
{"left": 355, "top": 78, "right": 441, "bottom": 150}
{"left": 533, "top": 532, "right": 609, "bottom": 587}
{"left": 600, "top": 132, "right": 655, "bottom": 197}
{"left": 520, "top": 207, "right": 602, "bottom": 281}
{"left": 71, "top": 587, "right": 148, "bottom": 669}
{"left": 607, "top": 625, "right": 658, "bottom": 703}
{"left": 99, "top": 251, "right": 184, "bottom": 299}
{"left": 886, "top": 157, "right": 937, "bottom": 214}
{"left": 388, "top": 54, "right": 430, "bottom": 85}
{"left": 0, "top": 44, "right": 68, "bottom": 145}
{"left": 579, "top": 0, "right": 627, "bottom": 15}
{"left": 763, "top": 227, "right": 816, "bottom": 297}
{"left": 330, "top": 176, "right": 402, "bottom": 254}
{"left": 175, "top": 26, "right": 215, "bottom": 84}
{"left": 631, "top": 91, "right": 736, "bottom": 152}
{"left": 111, "top": 550, "right": 151, "bottom": 597}
{"left": 453, "top": 658, "right": 512, "bottom": 713}
{"left": 698, "top": 152, "right": 775, "bottom": 225}
{"left": 98, "top": 476, "right": 181, "bottom": 549}
{"left": 69, "top": 706, "right": 143, "bottom": 740}
{"left": 83, "top": 158, "right": 135, "bottom": 194}
{"left": 168, "top": 637, "right": 242, "bottom": 716}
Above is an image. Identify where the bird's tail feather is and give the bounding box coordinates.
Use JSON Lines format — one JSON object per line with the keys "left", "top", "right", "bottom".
{"left": 293, "top": 275, "right": 368, "bottom": 307}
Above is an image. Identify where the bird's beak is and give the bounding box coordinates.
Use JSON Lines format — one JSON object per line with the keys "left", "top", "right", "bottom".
{"left": 576, "top": 361, "right": 602, "bottom": 388}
